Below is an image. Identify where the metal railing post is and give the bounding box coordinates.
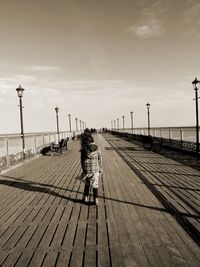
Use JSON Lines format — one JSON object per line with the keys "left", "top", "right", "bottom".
{"left": 33, "top": 135, "right": 37, "bottom": 154}
{"left": 5, "top": 136, "right": 10, "bottom": 167}
{"left": 169, "top": 128, "right": 171, "bottom": 146}
{"left": 42, "top": 134, "right": 45, "bottom": 146}
{"left": 180, "top": 128, "right": 183, "bottom": 149}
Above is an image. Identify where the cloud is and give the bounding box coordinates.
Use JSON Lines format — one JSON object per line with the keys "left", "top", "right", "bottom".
{"left": 127, "top": 19, "right": 163, "bottom": 39}
{"left": 126, "top": 0, "right": 173, "bottom": 39}
{"left": 25, "top": 65, "right": 60, "bottom": 72}
{"left": 181, "top": 2, "right": 200, "bottom": 38}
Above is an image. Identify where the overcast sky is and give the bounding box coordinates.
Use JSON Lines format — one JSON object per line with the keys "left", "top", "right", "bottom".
{"left": 0, "top": 0, "right": 200, "bottom": 133}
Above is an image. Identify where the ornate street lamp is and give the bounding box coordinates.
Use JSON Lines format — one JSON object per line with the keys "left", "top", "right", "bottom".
{"left": 55, "top": 106, "right": 60, "bottom": 141}
{"left": 117, "top": 118, "right": 119, "bottom": 130}
{"left": 111, "top": 120, "right": 113, "bottom": 130}
{"left": 16, "top": 84, "right": 25, "bottom": 159}
{"left": 130, "top": 111, "right": 133, "bottom": 135}
{"left": 79, "top": 120, "right": 82, "bottom": 133}
{"left": 68, "top": 114, "right": 72, "bottom": 132}
{"left": 192, "top": 77, "right": 200, "bottom": 153}
{"left": 114, "top": 120, "right": 116, "bottom": 130}
{"left": 146, "top": 102, "right": 150, "bottom": 136}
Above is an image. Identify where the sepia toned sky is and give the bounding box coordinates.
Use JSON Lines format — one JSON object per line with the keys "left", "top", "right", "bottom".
{"left": 0, "top": 0, "right": 200, "bottom": 133}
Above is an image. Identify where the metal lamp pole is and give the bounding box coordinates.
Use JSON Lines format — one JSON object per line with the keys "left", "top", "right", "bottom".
{"left": 80, "top": 120, "right": 82, "bottom": 133}
{"left": 192, "top": 77, "right": 200, "bottom": 153}
{"left": 122, "top": 115, "right": 125, "bottom": 130}
{"left": 16, "top": 85, "right": 25, "bottom": 159}
{"left": 68, "top": 114, "right": 72, "bottom": 132}
{"left": 130, "top": 111, "right": 133, "bottom": 135}
{"left": 117, "top": 118, "right": 119, "bottom": 130}
{"left": 55, "top": 106, "right": 60, "bottom": 142}
{"left": 146, "top": 102, "right": 150, "bottom": 136}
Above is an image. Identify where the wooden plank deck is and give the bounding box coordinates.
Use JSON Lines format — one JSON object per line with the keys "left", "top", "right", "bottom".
{"left": 0, "top": 134, "right": 200, "bottom": 267}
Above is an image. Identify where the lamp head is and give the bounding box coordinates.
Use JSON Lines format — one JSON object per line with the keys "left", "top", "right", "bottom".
{"left": 146, "top": 102, "right": 150, "bottom": 108}
{"left": 16, "top": 84, "right": 25, "bottom": 98}
{"left": 192, "top": 77, "right": 200, "bottom": 90}
{"left": 55, "top": 106, "right": 59, "bottom": 113}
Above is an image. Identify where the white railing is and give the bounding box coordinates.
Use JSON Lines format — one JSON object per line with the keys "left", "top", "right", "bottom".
{"left": 0, "top": 130, "right": 82, "bottom": 170}
{"left": 112, "top": 126, "right": 197, "bottom": 143}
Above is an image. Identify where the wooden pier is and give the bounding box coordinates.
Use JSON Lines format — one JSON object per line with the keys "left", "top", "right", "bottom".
{"left": 0, "top": 134, "right": 200, "bottom": 267}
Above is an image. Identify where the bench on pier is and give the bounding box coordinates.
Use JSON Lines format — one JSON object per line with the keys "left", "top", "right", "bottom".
{"left": 142, "top": 135, "right": 161, "bottom": 151}
{"left": 41, "top": 137, "right": 69, "bottom": 155}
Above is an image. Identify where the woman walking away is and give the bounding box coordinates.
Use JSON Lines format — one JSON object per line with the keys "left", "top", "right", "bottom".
{"left": 80, "top": 128, "right": 94, "bottom": 174}
{"left": 82, "top": 142, "right": 103, "bottom": 205}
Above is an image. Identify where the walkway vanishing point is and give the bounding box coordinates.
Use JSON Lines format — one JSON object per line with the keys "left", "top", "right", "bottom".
{"left": 0, "top": 133, "right": 200, "bottom": 267}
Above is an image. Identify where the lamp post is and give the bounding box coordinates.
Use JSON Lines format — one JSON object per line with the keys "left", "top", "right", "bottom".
{"left": 130, "top": 111, "right": 133, "bottom": 135}
{"left": 192, "top": 77, "right": 200, "bottom": 153}
{"left": 80, "top": 120, "right": 82, "bottom": 133}
{"left": 117, "top": 118, "right": 119, "bottom": 130}
{"left": 122, "top": 115, "right": 125, "bottom": 130}
{"left": 68, "top": 114, "right": 72, "bottom": 132}
{"left": 146, "top": 102, "right": 150, "bottom": 136}
{"left": 75, "top": 117, "right": 78, "bottom": 131}
{"left": 55, "top": 106, "right": 60, "bottom": 142}
{"left": 111, "top": 121, "right": 113, "bottom": 130}
{"left": 114, "top": 120, "right": 116, "bottom": 130}
{"left": 82, "top": 121, "right": 85, "bottom": 131}
{"left": 16, "top": 84, "right": 25, "bottom": 159}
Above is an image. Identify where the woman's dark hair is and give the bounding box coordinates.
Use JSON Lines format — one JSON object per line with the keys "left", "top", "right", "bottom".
{"left": 81, "top": 129, "right": 94, "bottom": 147}
{"left": 81, "top": 129, "right": 94, "bottom": 170}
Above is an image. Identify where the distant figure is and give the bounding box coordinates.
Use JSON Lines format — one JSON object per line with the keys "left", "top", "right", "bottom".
{"left": 81, "top": 142, "right": 103, "bottom": 205}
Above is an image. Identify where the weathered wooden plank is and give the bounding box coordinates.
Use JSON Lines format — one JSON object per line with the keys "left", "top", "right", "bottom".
{"left": 0, "top": 249, "right": 21, "bottom": 267}
{"left": 61, "top": 205, "right": 81, "bottom": 248}
{"left": 41, "top": 249, "right": 59, "bottom": 267}
{"left": 14, "top": 247, "right": 35, "bottom": 267}
{"left": 69, "top": 221, "right": 86, "bottom": 266}
{"left": 55, "top": 248, "right": 72, "bottom": 267}
{"left": 84, "top": 245, "right": 97, "bottom": 267}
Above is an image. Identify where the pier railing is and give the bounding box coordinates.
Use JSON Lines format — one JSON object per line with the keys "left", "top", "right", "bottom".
{"left": 0, "top": 130, "right": 81, "bottom": 170}
{"left": 111, "top": 126, "right": 199, "bottom": 154}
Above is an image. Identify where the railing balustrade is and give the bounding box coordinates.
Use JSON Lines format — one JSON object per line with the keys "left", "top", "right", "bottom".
{"left": 111, "top": 126, "right": 199, "bottom": 154}
{"left": 113, "top": 126, "right": 197, "bottom": 142}
{"left": 0, "top": 130, "right": 82, "bottom": 170}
